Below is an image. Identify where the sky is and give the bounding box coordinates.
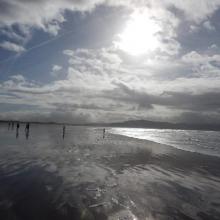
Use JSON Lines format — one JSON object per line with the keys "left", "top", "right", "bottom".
{"left": 0, "top": 0, "right": 220, "bottom": 124}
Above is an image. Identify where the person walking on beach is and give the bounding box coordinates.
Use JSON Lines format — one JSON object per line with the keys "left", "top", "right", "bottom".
{"left": 62, "top": 125, "right": 66, "bottom": 139}
{"left": 8, "top": 122, "right": 11, "bottom": 130}
{"left": 103, "top": 128, "right": 106, "bottom": 139}
{"left": 11, "top": 121, "right": 14, "bottom": 130}
{"left": 25, "top": 122, "right": 30, "bottom": 139}
{"left": 16, "top": 122, "right": 20, "bottom": 138}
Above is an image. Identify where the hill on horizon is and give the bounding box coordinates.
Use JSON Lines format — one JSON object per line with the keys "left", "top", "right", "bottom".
{"left": 1, "top": 119, "right": 220, "bottom": 131}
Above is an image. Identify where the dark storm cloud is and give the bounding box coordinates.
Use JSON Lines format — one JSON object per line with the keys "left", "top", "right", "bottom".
{"left": 0, "top": 103, "right": 38, "bottom": 112}
{"left": 0, "top": 109, "right": 91, "bottom": 124}
{"left": 177, "top": 111, "right": 220, "bottom": 124}
{"left": 8, "top": 86, "right": 80, "bottom": 95}
{"left": 48, "top": 110, "right": 91, "bottom": 124}
{"left": 161, "top": 91, "right": 220, "bottom": 111}
{"left": 53, "top": 103, "right": 111, "bottom": 112}
{"left": 102, "top": 82, "right": 154, "bottom": 110}
{"left": 102, "top": 82, "right": 220, "bottom": 112}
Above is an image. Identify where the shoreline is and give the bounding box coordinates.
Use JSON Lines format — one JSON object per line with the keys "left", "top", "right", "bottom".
{"left": 103, "top": 132, "right": 220, "bottom": 178}
{"left": 108, "top": 128, "right": 220, "bottom": 159}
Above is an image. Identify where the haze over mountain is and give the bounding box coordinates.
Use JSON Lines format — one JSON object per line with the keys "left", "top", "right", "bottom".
{"left": 107, "top": 120, "right": 220, "bottom": 131}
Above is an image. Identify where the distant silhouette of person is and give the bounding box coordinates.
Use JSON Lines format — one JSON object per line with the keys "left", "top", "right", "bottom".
{"left": 62, "top": 125, "right": 66, "bottom": 139}
{"left": 8, "top": 122, "right": 11, "bottom": 130}
{"left": 103, "top": 128, "right": 106, "bottom": 139}
{"left": 25, "top": 122, "right": 30, "bottom": 139}
{"left": 11, "top": 121, "right": 14, "bottom": 130}
{"left": 16, "top": 122, "right": 20, "bottom": 138}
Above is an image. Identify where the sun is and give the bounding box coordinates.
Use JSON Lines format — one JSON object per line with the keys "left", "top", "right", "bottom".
{"left": 115, "top": 10, "right": 161, "bottom": 56}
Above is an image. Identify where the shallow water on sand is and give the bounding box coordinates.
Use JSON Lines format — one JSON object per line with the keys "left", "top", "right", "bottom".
{"left": 109, "top": 128, "right": 220, "bottom": 157}
{"left": 0, "top": 123, "right": 220, "bottom": 220}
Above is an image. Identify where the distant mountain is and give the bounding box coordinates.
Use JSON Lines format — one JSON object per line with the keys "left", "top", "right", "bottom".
{"left": 106, "top": 120, "right": 220, "bottom": 131}
{"left": 1, "top": 119, "right": 220, "bottom": 131}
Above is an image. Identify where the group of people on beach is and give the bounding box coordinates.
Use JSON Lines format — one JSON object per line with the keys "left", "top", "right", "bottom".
{"left": 8, "top": 121, "right": 30, "bottom": 139}
{"left": 8, "top": 122, "right": 106, "bottom": 140}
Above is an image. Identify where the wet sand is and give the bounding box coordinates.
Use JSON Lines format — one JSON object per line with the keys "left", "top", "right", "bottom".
{"left": 0, "top": 124, "right": 219, "bottom": 220}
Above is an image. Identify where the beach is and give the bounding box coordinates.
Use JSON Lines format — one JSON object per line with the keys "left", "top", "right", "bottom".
{"left": 0, "top": 123, "right": 219, "bottom": 220}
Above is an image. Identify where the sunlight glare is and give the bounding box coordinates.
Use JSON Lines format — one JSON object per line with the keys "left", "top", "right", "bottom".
{"left": 116, "top": 10, "right": 161, "bottom": 56}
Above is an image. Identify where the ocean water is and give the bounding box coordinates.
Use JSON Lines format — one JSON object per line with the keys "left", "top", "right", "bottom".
{"left": 0, "top": 123, "right": 220, "bottom": 220}
{"left": 109, "top": 128, "right": 220, "bottom": 157}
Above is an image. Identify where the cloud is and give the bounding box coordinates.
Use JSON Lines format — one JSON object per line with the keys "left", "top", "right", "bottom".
{"left": 102, "top": 82, "right": 155, "bottom": 110}
{"left": 9, "top": 74, "right": 26, "bottom": 82}
{"left": 1, "top": 45, "right": 220, "bottom": 123}
{"left": 0, "top": 41, "right": 25, "bottom": 52}
{"left": 0, "top": 27, "right": 25, "bottom": 42}
{"left": 63, "top": 48, "right": 122, "bottom": 90}
{"left": 203, "top": 20, "right": 215, "bottom": 31}
{"left": 1, "top": 0, "right": 220, "bottom": 36}
{"left": 0, "top": 0, "right": 105, "bottom": 36}
{"left": 0, "top": 0, "right": 219, "bottom": 62}
{"left": 0, "top": 109, "right": 92, "bottom": 124}
{"left": 102, "top": 82, "right": 220, "bottom": 112}
{"left": 162, "top": 0, "right": 220, "bottom": 23}
{"left": 176, "top": 111, "right": 220, "bottom": 124}
{"left": 52, "top": 65, "right": 62, "bottom": 72}
{"left": 113, "top": 7, "right": 181, "bottom": 56}
{"left": 181, "top": 51, "right": 220, "bottom": 77}
{"left": 53, "top": 102, "right": 112, "bottom": 112}
{"left": 1, "top": 1, "right": 220, "bottom": 124}
{"left": 50, "top": 65, "right": 63, "bottom": 77}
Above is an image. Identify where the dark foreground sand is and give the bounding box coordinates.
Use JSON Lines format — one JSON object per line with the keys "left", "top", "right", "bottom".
{"left": 0, "top": 124, "right": 219, "bottom": 220}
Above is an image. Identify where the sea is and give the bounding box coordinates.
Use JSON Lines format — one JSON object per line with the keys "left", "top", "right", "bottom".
{"left": 0, "top": 123, "right": 219, "bottom": 220}
{"left": 109, "top": 127, "right": 220, "bottom": 157}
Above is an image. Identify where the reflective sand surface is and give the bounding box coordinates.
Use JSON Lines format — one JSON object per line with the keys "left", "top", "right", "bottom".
{"left": 110, "top": 128, "right": 220, "bottom": 157}
{"left": 0, "top": 123, "right": 220, "bottom": 220}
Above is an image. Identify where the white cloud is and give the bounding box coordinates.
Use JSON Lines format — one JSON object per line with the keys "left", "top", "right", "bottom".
{"left": 64, "top": 48, "right": 121, "bottom": 91}
{"left": 1, "top": 47, "right": 220, "bottom": 123}
{"left": 108, "top": 0, "right": 220, "bottom": 23}
{"left": 181, "top": 51, "right": 220, "bottom": 77}
{"left": 1, "top": 1, "right": 220, "bottom": 123}
{"left": 209, "top": 44, "right": 218, "bottom": 50}
{"left": 182, "top": 51, "right": 220, "bottom": 66}
{"left": 0, "top": 0, "right": 104, "bottom": 35}
{"left": 63, "top": 50, "right": 74, "bottom": 56}
{"left": 0, "top": 0, "right": 219, "bottom": 64}
{"left": 161, "top": 0, "right": 220, "bottom": 23}
{"left": 51, "top": 65, "right": 63, "bottom": 77}
{"left": 1, "top": 0, "right": 220, "bottom": 37}
{"left": 189, "top": 25, "right": 199, "bottom": 33}
{"left": 203, "top": 21, "right": 215, "bottom": 31}
{"left": 52, "top": 65, "right": 62, "bottom": 72}
{"left": 0, "top": 41, "right": 25, "bottom": 52}
{"left": 10, "top": 74, "right": 25, "bottom": 82}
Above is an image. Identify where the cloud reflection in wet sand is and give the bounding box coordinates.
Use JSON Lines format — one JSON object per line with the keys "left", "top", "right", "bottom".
{"left": 0, "top": 124, "right": 219, "bottom": 220}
